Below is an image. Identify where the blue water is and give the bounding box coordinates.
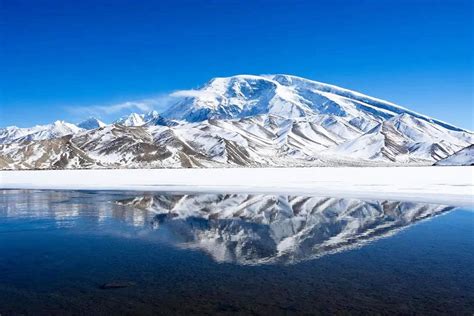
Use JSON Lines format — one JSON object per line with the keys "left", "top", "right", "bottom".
{"left": 0, "top": 190, "right": 473, "bottom": 315}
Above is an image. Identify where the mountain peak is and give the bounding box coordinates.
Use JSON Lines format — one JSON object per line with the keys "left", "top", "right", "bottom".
{"left": 113, "top": 111, "right": 175, "bottom": 127}
{"left": 145, "top": 110, "right": 159, "bottom": 118}
{"left": 78, "top": 117, "right": 107, "bottom": 130}
{"left": 50, "top": 120, "right": 81, "bottom": 131}
{"left": 114, "top": 113, "right": 146, "bottom": 127}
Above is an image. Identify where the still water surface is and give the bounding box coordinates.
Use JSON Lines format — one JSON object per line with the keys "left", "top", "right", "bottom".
{"left": 0, "top": 189, "right": 473, "bottom": 315}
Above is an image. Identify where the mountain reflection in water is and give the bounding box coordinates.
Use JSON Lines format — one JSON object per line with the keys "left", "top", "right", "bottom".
{"left": 1, "top": 190, "right": 455, "bottom": 265}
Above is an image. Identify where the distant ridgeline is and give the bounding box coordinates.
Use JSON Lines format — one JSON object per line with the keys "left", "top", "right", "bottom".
{"left": 1, "top": 75, "right": 473, "bottom": 169}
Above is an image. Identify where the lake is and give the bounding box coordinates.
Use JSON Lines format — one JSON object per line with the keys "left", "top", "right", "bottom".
{"left": 0, "top": 189, "right": 473, "bottom": 315}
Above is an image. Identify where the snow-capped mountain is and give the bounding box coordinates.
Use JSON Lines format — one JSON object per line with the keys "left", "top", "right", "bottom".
{"left": 144, "top": 110, "right": 178, "bottom": 127}
{"left": 0, "top": 120, "right": 83, "bottom": 145}
{"left": 77, "top": 117, "right": 106, "bottom": 130}
{"left": 114, "top": 113, "right": 146, "bottom": 126}
{"left": 0, "top": 74, "right": 472, "bottom": 169}
{"left": 114, "top": 111, "right": 176, "bottom": 127}
{"left": 115, "top": 193, "right": 454, "bottom": 264}
{"left": 435, "top": 144, "right": 474, "bottom": 166}
{"left": 163, "top": 74, "right": 462, "bottom": 131}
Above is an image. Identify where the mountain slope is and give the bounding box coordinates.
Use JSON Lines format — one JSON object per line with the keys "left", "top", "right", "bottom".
{"left": 435, "top": 145, "right": 474, "bottom": 166}
{"left": 0, "top": 135, "right": 95, "bottom": 169}
{"left": 331, "top": 114, "right": 472, "bottom": 163}
{"left": 268, "top": 75, "right": 464, "bottom": 131}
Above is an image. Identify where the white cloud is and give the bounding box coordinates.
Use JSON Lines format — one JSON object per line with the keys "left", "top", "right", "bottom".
{"left": 66, "top": 94, "right": 177, "bottom": 118}
{"left": 170, "top": 90, "right": 206, "bottom": 98}
{"left": 65, "top": 88, "right": 211, "bottom": 123}
{"left": 95, "top": 101, "right": 152, "bottom": 114}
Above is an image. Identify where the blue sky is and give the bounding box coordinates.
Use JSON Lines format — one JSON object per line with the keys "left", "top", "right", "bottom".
{"left": 1, "top": 0, "right": 472, "bottom": 129}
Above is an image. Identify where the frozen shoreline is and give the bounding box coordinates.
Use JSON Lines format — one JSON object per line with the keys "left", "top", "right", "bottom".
{"left": 1, "top": 166, "right": 473, "bottom": 206}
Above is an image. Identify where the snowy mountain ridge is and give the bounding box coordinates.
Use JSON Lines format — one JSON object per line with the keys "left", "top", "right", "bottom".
{"left": 0, "top": 120, "right": 84, "bottom": 144}
{"left": 0, "top": 74, "right": 472, "bottom": 169}
{"left": 163, "top": 74, "right": 464, "bottom": 132}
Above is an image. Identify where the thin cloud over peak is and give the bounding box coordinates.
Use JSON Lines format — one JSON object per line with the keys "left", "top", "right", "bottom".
{"left": 65, "top": 93, "right": 178, "bottom": 120}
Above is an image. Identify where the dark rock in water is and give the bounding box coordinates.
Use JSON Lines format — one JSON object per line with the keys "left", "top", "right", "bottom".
{"left": 100, "top": 281, "right": 136, "bottom": 289}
